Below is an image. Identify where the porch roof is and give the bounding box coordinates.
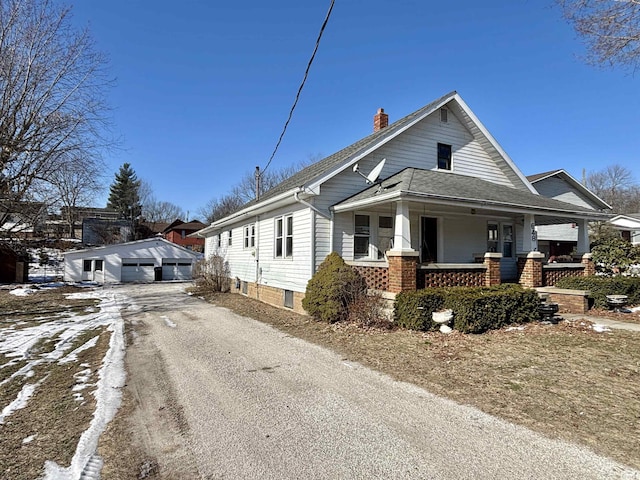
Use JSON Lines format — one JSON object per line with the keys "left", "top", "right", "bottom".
{"left": 332, "top": 168, "right": 612, "bottom": 223}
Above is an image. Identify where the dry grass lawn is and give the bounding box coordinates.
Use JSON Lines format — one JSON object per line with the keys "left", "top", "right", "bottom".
{"left": 0, "top": 288, "right": 108, "bottom": 480}
{"left": 197, "top": 289, "right": 640, "bottom": 471}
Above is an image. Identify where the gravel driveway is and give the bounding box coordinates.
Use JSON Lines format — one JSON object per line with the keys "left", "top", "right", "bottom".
{"left": 116, "top": 282, "right": 638, "bottom": 479}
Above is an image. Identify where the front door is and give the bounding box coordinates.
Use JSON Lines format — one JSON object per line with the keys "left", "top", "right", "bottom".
{"left": 420, "top": 217, "right": 438, "bottom": 263}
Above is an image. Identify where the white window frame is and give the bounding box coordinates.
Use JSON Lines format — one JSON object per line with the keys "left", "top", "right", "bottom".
{"left": 274, "top": 214, "right": 293, "bottom": 259}
{"left": 354, "top": 212, "right": 394, "bottom": 261}
{"left": 228, "top": 229, "right": 232, "bottom": 246}
{"left": 243, "top": 223, "right": 255, "bottom": 249}
{"left": 487, "top": 221, "right": 514, "bottom": 257}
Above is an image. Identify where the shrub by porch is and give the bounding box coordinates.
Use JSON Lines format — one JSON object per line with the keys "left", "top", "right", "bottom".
{"left": 395, "top": 284, "right": 540, "bottom": 334}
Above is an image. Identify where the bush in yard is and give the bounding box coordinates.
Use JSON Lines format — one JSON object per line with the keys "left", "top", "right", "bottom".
{"left": 556, "top": 276, "right": 640, "bottom": 309}
{"left": 194, "top": 254, "right": 230, "bottom": 292}
{"left": 446, "top": 284, "right": 540, "bottom": 334}
{"left": 394, "top": 284, "right": 540, "bottom": 334}
{"left": 591, "top": 237, "right": 640, "bottom": 276}
{"left": 302, "top": 252, "right": 366, "bottom": 323}
{"left": 394, "top": 289, "right": 446, "bottom": 331}
{"left": 347, "top": 290, "right": 392, "bottom": 328}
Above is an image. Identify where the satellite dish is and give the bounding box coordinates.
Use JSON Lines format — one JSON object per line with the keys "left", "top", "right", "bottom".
{"left": 353, "top": 158, "right": 386, "bottom": 185}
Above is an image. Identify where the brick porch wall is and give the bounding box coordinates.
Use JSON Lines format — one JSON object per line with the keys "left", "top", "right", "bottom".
{"left": 518, "top": 252, "right": 544, "bottom": 288}
{"left": 387, "top": 253, "right": 418, "bottom": 293}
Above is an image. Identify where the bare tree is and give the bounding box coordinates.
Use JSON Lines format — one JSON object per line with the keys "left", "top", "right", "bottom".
{"left": 142, "top": 199, "right": 185, "bottom": 224}
{"left": 0, "top": 0, "right": 112, "bottom": 233}
{"left": 585, "top": 164, "right": 640, "bottom": 213}
{"left": 198, "top": 157, "right": 317, "bottom": 224}
{"left": 198, "top": 194, "right": 245, "bottom": 224}
{"left": 48, "top": 155, "right": 104, "bottom": 238}
{"left": 557, "top": 0, "right": 640, "bottom": 71}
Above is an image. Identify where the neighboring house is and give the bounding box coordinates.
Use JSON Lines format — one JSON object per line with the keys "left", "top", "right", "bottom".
{"left": 58, "top": 207, "right": 120, "bottom": 240}
{"left": 0, "top": 201, "right": 48, "bottom": 239}
{"left": 162, "top": 219, "right": 206, "bottom": 251}
{"left": 609, "top": 214, "right": 640, "bottom": 245}
{"left": 81, "top": 217, "right": 132, "bottom": 246}
{"left": 195, "top": 91, "right": 611, "bottom": 313}
{"left": 526, "top": 170, "right": 611, "bottom": 259}
{"left": 63, "top": 238, "right": 200, "bottom": 283}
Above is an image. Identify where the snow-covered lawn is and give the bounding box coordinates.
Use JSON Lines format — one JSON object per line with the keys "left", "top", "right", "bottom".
{"left": 0, "top": 285, "right": 128, "bottom": 479}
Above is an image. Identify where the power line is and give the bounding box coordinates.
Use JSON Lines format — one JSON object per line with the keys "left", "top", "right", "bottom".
{"left": 260, "top": 0, "right": 335, "bottom": 177}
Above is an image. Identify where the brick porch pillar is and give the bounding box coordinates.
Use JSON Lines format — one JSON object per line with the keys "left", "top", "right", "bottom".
{"left": 484, "top": 252, "right": 502, "bottom": 286}
{"left": 582, "top": 252, "right": 595, "bottom": 277}
{"left": 518, "top": 251, "right": 544, "bottom": 288}
{"left": 387, "top": 251, "right": 419, "bottom": 293}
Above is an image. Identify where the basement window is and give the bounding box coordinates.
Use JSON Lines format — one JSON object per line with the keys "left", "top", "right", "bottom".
{"left": 284, "top": 289, "right": 294, "bottom": 309}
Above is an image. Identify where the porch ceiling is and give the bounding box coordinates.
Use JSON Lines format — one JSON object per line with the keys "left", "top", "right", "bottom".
{"left": 332, "top": 168, "right": 612, "bottom": 223}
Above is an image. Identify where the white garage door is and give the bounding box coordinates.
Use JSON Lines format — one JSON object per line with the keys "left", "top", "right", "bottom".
{"left": 162, "top": 259, "right": 193, "bottom": 281}
{"left": 121, "top": 259, "right": 156, "bottom": 282}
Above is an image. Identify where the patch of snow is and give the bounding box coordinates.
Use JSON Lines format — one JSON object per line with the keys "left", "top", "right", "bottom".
{"left": 9, "top": 287, "right": 38, "bottom": 296}
{"left": 592, "top": 324, "right": 611, "bottom": 333}
{"left": 0, "top": 376, "right": 46, "bottom": 424}
{"left": 43, "top": 291, "right": 127, "bottom": 480}
{"left": 505, "top": 326, "right": 526, "bottom": 332}
{"left": 161, "top": 316, "right": 177, "bottom": 328}
{"left": 22, "top": 434, "right": 37, "bottom": 444}
{"left": 59, "top": 336, "right": 100, "bottom": 364}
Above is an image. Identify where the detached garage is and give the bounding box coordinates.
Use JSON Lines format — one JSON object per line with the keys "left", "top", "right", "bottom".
{"left": 63, "top": 238, "right": 201, "bottom": 283}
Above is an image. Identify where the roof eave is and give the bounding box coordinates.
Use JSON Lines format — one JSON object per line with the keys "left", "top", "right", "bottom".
{"left": 195, "top": 187, "right": 303, "bottom": 236}
{"left": 333, "top": 190, "right": 612, "bottom": 221}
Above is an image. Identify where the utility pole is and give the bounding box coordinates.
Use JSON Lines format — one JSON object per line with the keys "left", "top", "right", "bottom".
{"left": 255, "top": 166, "right": 261, "bottom": 201}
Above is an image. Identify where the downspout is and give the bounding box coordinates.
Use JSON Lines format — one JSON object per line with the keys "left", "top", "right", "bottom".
{"left": 294, "top": 191, "right": 332, "bottom": 274}
{"left": 255, "top": 215, "right": 260, "bottom": 300}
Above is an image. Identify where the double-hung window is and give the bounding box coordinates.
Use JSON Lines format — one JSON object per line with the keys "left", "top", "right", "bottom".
{"left": 275, "top": 214, "right": 293, "bottom": 258}
{"left": 228, "top": 229, "right": 233, "bottom": 246}
{"left": 243, "top": 224, "right": 255, "bottom": 249}
{"left": 354, "top": 214, "right": 394, "bottom": 260}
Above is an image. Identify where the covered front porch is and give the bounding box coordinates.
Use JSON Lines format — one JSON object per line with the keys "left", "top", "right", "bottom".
{"left": 331, "top": 169, "right": 609, "bottom": 293}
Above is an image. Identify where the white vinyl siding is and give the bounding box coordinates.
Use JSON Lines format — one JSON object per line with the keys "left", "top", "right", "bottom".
{"left": 216, "top": 206, "right": 311, "bottom": 293}
{"left": 315, "top": 108, "right": 519, "bottom": 221}
{"left": 533, "top": 177, "right": 598, "bottom": 210}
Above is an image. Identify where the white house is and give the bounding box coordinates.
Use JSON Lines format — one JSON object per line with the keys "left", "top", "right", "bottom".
{"left": 63, "top": 238, "right": 200, "bottom": 283}
{"left": 195, "top": 91, "right": 612, "bottom": 313}
{"left": 526, "top": 170, "right": 611, "bottom": 259}
{"left": 609, "top": 214, "right": 640, "bottom": 245}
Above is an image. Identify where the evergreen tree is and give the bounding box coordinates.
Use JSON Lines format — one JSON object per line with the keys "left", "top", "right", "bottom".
{"left": 107, "top": 163, "right": 142, "bottom": 239}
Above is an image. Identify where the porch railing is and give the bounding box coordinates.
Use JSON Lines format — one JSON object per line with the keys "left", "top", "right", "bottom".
{"left": 542, "top": 263, "right": 585, "bottom": 287}
{"left": 348, "top": 261, "right": 390, "bottom": 291}
{"left": 418, "top": 263, "right": 486, "bottom": 288}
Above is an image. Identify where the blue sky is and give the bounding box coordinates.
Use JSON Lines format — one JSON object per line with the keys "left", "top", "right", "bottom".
{"left": 68, "top": 0, "right": 639, "bottom": 219}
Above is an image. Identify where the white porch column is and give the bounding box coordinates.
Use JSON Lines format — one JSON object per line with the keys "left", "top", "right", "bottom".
{"left": 576, "top": 218, "right": 590, "bottom": 254}
{"left": 390, "top": 200, "right": 415, "bottom": 253}
{"left": 521, "top": 214, "right": 538, "bottom": 252}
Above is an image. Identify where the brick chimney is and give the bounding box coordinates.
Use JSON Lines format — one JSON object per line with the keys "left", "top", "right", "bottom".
{"left": 373, "top": 108, "right": 388, "bottom": 132}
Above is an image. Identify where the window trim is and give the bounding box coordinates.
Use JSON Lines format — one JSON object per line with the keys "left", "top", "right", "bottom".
{"left": 274, "top": 214, "right": 293, "bottom": 259}
{"left": 437, "top": 142, "right": 452, "bottom": 170}
{"left": 353, "top": 212, "right": 394, "bottom": 261}
{"left": 243, "top": 223, "right": 255, "bottom": 249}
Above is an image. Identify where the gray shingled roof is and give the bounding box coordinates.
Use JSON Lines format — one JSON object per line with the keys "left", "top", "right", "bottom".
{"left": 526, "top": 170, "right": 562, "bottom": 182}
{"left": 242, "top": 91, "right": 458, "bottom": 208}
{"left": 334, "top": 168, "right": 612, "bottom": 219}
